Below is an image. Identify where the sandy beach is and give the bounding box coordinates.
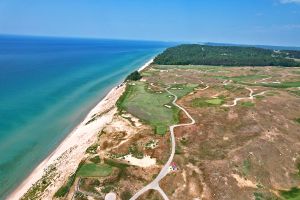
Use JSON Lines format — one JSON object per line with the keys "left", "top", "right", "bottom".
{"left": 138, "top": 58, "right": 153, "bottom": 72}
{"left": 7, "top": 59, "right": 154, "bottom": 200}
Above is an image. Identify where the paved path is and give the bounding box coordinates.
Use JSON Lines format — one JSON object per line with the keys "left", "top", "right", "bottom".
{"left": 223, "top": 87, "right": 267, "bottom": 107}
{"left": 130, "top": 87, "right": 196, "bottom": 200}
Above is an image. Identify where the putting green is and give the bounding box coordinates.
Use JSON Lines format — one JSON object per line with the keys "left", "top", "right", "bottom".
{"left": 77, "top": 163, "right": 113, "bottom": 177}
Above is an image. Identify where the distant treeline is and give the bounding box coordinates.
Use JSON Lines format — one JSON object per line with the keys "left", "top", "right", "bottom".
{"left": 153, "top": 44, "right": 300, "bottom": 67}
{"left": 282, "top": 50, "right": 300, "bottom": 59}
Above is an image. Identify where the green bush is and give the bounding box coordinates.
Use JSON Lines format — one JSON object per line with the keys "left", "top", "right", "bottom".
{"left": 101, "top": 184, "right": 114, "bottom": 193}
{"left": 85, "top": 144, "right": 99, "bottom": 154}
{"left": 125, "top": 71, "right": 142, "bottom": 81}
{"left": 129, "top": 144, "right": 143, "bottom": 159}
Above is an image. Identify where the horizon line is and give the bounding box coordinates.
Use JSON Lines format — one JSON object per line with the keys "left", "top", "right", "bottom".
{"left": 1, "top": 33, "right": 300, "bottom": 50}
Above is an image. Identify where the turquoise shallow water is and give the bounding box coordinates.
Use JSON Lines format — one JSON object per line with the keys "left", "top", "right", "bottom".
{"left": 0, "top": 35, "right": 170, "bottom": 198}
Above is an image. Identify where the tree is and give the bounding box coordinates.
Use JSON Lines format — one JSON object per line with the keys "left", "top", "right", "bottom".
{"left": 153, "top": 44, "right": 300, "bottom": 67}
{"left": 125, "top": 71, "right": 142, "bottom": 81}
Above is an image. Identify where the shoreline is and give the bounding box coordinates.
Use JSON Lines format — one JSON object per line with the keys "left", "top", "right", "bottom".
{"left": 138, "top": 58, "right": 153, "bottom": 72}
{"left": 7, "top": 58, "right": 154, "bottom": 200}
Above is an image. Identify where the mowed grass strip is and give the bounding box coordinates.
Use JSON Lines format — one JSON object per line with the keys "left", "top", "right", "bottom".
{"left": 77, "top": 163, "right": 113, "bottom": 177}
{"left": 170, "top": 83, "right": 198, "bottom": 99}
{"left": 192, "top": 97, "right": 224, "bottom": 107}
{"left": 117, "top": 82, "right": 179, "bottom": 135}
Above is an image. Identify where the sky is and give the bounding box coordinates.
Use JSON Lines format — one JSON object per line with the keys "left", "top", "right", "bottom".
{"left": 0, "top": 0, "right": 299, "bottom": 46}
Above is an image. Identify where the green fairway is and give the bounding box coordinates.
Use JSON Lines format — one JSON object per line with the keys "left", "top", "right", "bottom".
{"left": 77, "top": 163, "right": 113, "bottom": 177}
{"left": 117, "top": 82, "right": 179, "bottom": 135}
{"left": 241, "top": 101, "right": 255, "bottom": 107}
{"left": 280, "top": 187, "right": 300, "bottom": 200}
{"left": 192, "top": 97, "right": 224, "bottom": 107}
{"left": 205, "top": 98, "right": 223, "bottom": 105}
{"left": 170, "top": 83, "right": 198, "bottom": 98}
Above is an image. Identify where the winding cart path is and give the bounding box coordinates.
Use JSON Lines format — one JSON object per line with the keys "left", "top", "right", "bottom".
{"left": 130, "top": 87, "right": 197, "bottom": 200}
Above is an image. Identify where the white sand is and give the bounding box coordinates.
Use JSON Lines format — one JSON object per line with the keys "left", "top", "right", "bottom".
{"left": 138, "top": 58, "right": 154, "bottom": 72}
{"left": 105, "top": 192, "right": 117, "bottom": 200}
{"left": 7, "top": 58, "right": 154, "bottom": 200}
{"left": 231, "top": 174, "right": 257, "bottom": 188}
{"left": 122, "top": 154, "right": 156, "bottom": 167}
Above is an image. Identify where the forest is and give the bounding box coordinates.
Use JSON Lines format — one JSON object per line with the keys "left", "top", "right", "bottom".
{"left": 282, "top": 50, "right": 300, "bottom": 59}
{"left": 154, "top": 44, "right": 300, "bottom": 67}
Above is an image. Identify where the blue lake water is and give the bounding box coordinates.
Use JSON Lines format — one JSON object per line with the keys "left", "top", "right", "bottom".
{"left": 0, "top": 35, "right": 170, "bottom": 198}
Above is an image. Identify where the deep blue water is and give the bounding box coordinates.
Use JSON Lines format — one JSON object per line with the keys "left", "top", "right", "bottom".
{"left": 0, "top": 35, "right": 170, "bottom": 198}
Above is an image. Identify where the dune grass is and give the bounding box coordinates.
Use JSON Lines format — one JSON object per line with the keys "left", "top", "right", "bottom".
{"left": 242, "top": 80, "right": 300, "bottom": 88}
{"left": 290, "top": 90, "right": 300, "bottom": 96}
{"left": 214, "top": 74, "right": 300, "bottom": 88}
{"left": 54, "top": 174, "right": 76, "bottom": 197}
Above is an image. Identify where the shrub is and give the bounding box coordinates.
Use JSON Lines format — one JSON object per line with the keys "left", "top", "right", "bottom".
{"left": 125, "top": 71, "right": 142, "bottom": 81}
{"left": 85, "top": 144, "right": 99, "bottom": 154}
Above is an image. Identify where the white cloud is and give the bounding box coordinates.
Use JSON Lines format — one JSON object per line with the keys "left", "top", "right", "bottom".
{"left": 279, "top": 0, "right": 300, "bottom": 4}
